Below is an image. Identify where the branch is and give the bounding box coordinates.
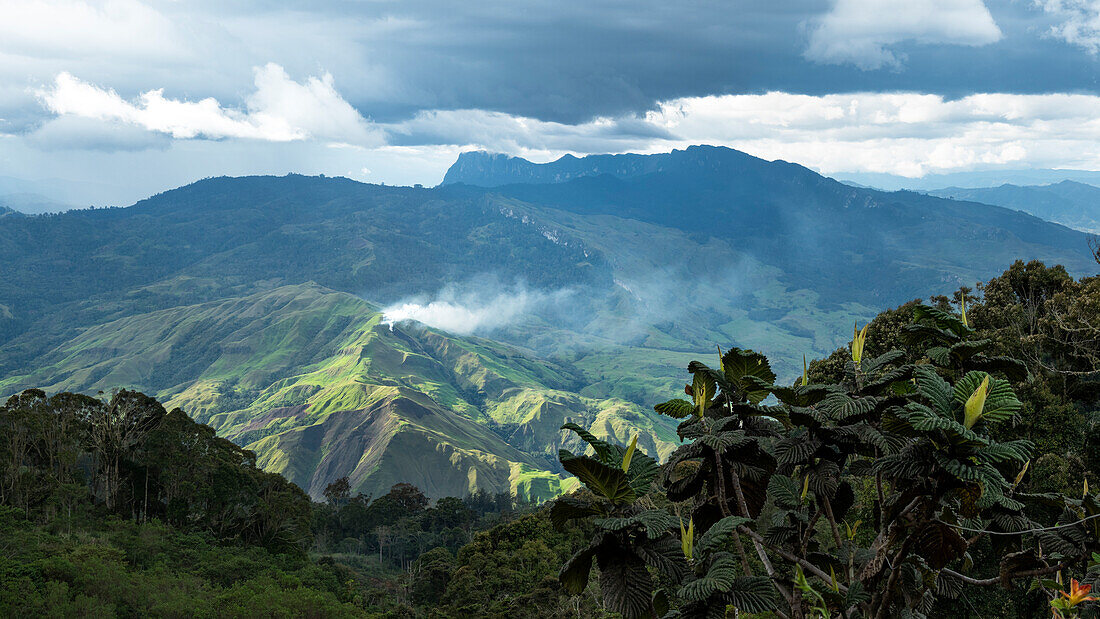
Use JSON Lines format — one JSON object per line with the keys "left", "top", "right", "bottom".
{"left": 713, "top": 451, "right": 754, "bottom": 576}
{"left": 737, "top": 524, "right": 849, "bottom": 594}
{"left": 941, "top": 561, "right": 1069, "bottom": 587}
{"left": 729, "top": 468, "right": 795, "bottom": 606}
{"left": 946, "top": 512, "right": 1100, "bottom": 536}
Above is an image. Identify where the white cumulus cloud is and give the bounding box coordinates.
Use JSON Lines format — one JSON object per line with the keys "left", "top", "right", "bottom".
{"left": 645, "top": 91, "right": 1100, "bottom": 177}
{"left": 35, "top": 64, "right": 382, "bottom": 146}
{"left": 0, "top": 0, "right": 191, "bottom": 60}
{"left": 805, "top": 0, "right": 1003, "bottom": 69}
{"left": 1038, "top": 0, "right": 1100, "bottom": 53}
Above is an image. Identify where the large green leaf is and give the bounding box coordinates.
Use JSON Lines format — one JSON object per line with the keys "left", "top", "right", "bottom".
{"left": 626, "top": 450, "right": 660, "bottom": 495}
{"left": 768, "top": 382, "right": 832, "bottom": 407}
{"left": 977, "top": 439, "right": 1033, "bottom": 465}
{"left": 719, "top": 348, "right": 776, "bottom": 404}
{"left": 820, "top": 393, "right": 880, "bottom": 419}
{"left": 679, "top": 554, "right": 739, "bottom": 602}
{"left": 953, "top": 371, "right": 1022, "bottom": 425}
{"left": 767, "top": 475, "right": 802, "bottom": 510}
{"left": 726, "top": 576, "right": 779, "bottom": 614}
{"left": 902, "top": 403, "right": 984, "bottom": 446}
{"left": 635, "top": 536, "right": 690, "bottom": 583}
{"left": 912, "top": 304, "right": 973, "bottom": 338}
{"left": 654, "top": 398, "right": 695, "bottom": 419}
{"left": 695, "top": 515, "right": 751, "bottom": 557}
{"left": 862, "top": 349, "right": 906, "bottom": 375}
{"left": 550, "top": 496, "right": 604, "bottom": 527}
{"left": 561, "top": 422, "right": 621, "bottom": 465}
{"left": 914, "top": 364, "right": 953, "bottom": 416}
{"left": 947, "top": 339, "right": 992, "bottom": 362}
{"left": 597, "top": 547, "right": 655, "bottom": 619}
{"left": 697, "top": 430, "right": 751, "bottom": 452}
{"left": 596, "top": 509, "right": 676, "bottom": 538}
{"left": 559, "top": 543, "right": 599, "bottom": 594}
{"left": 559, "top": 452, "right": 636, "bottom": 504}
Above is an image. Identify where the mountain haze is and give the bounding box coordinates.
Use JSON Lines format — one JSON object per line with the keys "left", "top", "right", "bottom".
{"left": 928, "top": 180, "right": 1100, "bottom": 234}
{"left": 1, "top": 145, "right": 1096, "bottom": 500}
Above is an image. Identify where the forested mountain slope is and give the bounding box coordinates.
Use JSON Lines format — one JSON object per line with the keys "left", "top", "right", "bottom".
{"left": 1, "top": 146, "right": 1095, "bottom": 501}
{"left": 448, "top": 146, "right": 1093, "bottom": 305}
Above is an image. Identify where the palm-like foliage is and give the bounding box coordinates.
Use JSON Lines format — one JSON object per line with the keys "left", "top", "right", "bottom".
{"left": 554, "top": 423, "right": 684, "bottom": 619}
{"left": 554, "top": 305, "right": 1100, "bottom": 618}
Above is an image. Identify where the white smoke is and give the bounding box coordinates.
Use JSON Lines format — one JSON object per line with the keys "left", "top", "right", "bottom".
{"left": 381, "top": 281, "right": 571, "bottom": 335}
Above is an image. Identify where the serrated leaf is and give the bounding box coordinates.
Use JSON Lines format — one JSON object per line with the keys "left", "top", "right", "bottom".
{"left": 560, "top": 453, "right": 636, "bottom": 504}
{"left": 914, "top": 364, "right": 953, "bottom": 417}
{"left": 679, "top": 555, "right": 739, "bottom": 601}
{"left": 560, "top": 543, "right": 598, "bottom": 594}
{"left": 655, "top": 398, "right": 695, "bottom": 419}
{"left": 597, "top": 548, "right": 655, "bottom": 619}
{"left": 550, "top": 496, "right": 604, "bottom": 527}
{"left": 597, "top": 509, "right": 677, "bottom": 538}
{"left": 698, "top": 430, "right": 751, "bottom": 452}
{"left": 768, "top": 475, "right": 802, "bottom": 509}
{"left": 561, "top": 422, "right": 621, "bottom": 465}
{"left": 913, "top": 304, "right": 973, "bottom": 338}
{"left": 727, "top": 576, "right": 779, "bottom": 613}
{"left": 720, "top": 347, "right": 776, "bottom": 404}
{"left": 696, "top": 515, "right": 752, "bottom": 557}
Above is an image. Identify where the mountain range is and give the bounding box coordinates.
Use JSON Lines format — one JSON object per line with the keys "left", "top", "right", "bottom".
{"left": 927, "top": 180, "right": 1100, "bottom": 234}
{"left": 0, "top": 145, "right": 1095, "bottom": 499}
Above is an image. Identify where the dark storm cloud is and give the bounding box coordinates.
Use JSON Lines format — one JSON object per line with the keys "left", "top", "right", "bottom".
{"left": 271, "top": 0, "right": 1100, "bottom": 123}
{"left": 5, "top": 0, "right": 1100, "bottom": 127}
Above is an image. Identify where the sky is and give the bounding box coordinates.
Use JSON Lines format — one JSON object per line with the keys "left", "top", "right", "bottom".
{"left": 6, "top": 0, "right": 1100, "bottom": 205}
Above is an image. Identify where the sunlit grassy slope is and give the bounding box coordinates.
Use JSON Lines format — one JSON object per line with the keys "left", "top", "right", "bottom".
{"left": 0, "top": 283, "right": 677, "bottom": 500}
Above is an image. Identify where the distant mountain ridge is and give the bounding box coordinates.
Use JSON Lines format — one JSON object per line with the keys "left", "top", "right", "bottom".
{"left": 444, "top": 146, "right": 1093, "bottom": 305}
{"left": 927, "top": 181, "right": 1100, "bottom": 234}
{"left": 0, "top": 193, "right": 73, "bottom": 215}
{"left": 442, "top": 145, "right": 768, "bottom": 187}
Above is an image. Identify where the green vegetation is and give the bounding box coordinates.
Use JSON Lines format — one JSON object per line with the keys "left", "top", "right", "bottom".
{"left": 2, "top": 257, "right": 1100, "bottom": 618}
{"left": 0, "top": 388, "right": 595, "bottom": 617}
{"left": 554, "top": 258, "right": 1100, "bottom": 618}
{"left": 0, "top": 283, "right": 678, "bottom": 501}
{"left": 2, "top": 152, "right": 1100, "bottom": 616}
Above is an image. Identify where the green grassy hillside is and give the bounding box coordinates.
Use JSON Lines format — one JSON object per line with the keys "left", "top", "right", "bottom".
{"left": 0, "top": 283, "right": 678, "bottom": 500}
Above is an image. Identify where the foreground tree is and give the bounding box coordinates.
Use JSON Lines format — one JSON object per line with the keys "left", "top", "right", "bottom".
{"left": 555, "top": 304, "right": 1100, "bottom": 618}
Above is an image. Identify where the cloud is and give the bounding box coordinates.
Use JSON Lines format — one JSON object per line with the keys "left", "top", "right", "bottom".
{"left": 381, "top": 281, "right": 573, "bottom": 335}
{"left": 34, "top": 64, "right": 382, "bottom": 146}
{"left": 380, "top": 92, "right": 1100, "bottom": 180}
{"left": 24, "top": 115, "right": 170, "bottom": 152}
{"left": 805, "top": 0, "right": 1002, "bottom": 69}
{"left": 387, "top": 109, "right": 674, "bottom": 158}
{"left": 0, "top": 0, "right": 191, "bottom": 60}
{"left": 20, "top": 79, "right": 1100, "bottom": 193}
{"left": 645, "top": 91, "right": 1100, "bottom": 176}
{"left": 1037, "top": 0, "right": 1100, "bottom": 53}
